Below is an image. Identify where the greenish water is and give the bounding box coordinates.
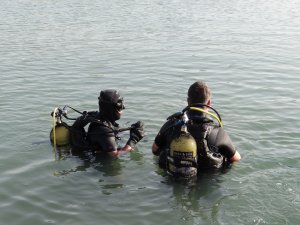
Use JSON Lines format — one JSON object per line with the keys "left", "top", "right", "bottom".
{"left": 1, "top": 0, "right": 299, "bottom": 224}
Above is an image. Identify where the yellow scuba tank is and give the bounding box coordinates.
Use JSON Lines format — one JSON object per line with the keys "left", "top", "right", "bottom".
{"left": 167, "top": 119, "right": 198, "bottom": 178}
{"left": 50, "top": 123, "right": 70, "bottom": 146}
{"left": 50, "top": 107, "right": 70, "bottom": 147}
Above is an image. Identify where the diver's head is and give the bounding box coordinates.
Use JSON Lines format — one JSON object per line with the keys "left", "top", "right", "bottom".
{"left": 98, "top": 89, "right": 125, "bottom": 122}
{"left": 187, "top": 81, "right": 211, "bottom": 109}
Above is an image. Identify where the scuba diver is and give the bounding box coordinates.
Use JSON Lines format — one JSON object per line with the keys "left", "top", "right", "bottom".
{"left": 152, "top": 81, "right": 241, "bottom": 179}
{"left": 85, "top": 89, "right": 144, "bottom": 157}
{"left": 50, "top": 89, "right": 144, "bottom": 158}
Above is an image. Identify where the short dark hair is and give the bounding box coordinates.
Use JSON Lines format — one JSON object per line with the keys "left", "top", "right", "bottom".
{"left": 188, "top": 81, "right": 211, "bottom": 105}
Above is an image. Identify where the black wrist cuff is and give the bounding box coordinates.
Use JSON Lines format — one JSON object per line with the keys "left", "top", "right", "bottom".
{"left": 126, "top": 139, "right": 136, "bottom": 148}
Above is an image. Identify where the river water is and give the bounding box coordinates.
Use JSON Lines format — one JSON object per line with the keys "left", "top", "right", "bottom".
{"left": 1, "top": 0, "right": 299, "bottom": 224}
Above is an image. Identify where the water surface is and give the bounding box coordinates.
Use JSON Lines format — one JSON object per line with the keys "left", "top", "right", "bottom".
{"left": 1, "top": 0, "right": 300, "bottom": 224}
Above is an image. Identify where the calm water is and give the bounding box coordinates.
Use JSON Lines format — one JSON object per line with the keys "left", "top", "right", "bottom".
{"left": 1, "top": 0, "right": 300, "bottom": 224}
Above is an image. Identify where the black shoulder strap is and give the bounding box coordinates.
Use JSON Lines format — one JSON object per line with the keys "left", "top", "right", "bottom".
{"left": 167, "top": 112, "right": 183, "bottom": 120}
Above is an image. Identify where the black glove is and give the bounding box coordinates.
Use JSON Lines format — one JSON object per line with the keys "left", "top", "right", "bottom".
{"left": 127, "top": 121, "right": 145, "bottom": 148}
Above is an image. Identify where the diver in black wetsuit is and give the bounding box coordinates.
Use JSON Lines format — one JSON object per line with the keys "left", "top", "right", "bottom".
{"left": 152, "top": 81, "right": 241, "bottom": 176}
{"left": 86, "top": 89, "right": 144, "bottom": 157}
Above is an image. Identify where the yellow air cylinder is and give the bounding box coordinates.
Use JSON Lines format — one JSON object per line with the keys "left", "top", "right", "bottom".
{"left": 50, "top": 123, "right": 70, "bottom": 146}
{"left": 168, "top": 132, "right": 197, "bottom": 177}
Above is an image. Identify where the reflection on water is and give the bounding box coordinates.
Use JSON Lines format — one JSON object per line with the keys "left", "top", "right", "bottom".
{"left": 53, "top": 146, "right": 122, "bottom": 177}
{"left": 53, "top": 145, "right": 145, "bottom": 178}
{"left": 159, "top": 167, "right": 233, "bottom": 224}
{"left": 52, "top": 145, "right": 73, "bottom": 161}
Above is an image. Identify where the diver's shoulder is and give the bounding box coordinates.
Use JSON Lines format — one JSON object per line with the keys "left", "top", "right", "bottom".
{"left": 166, "top": 112, "right": 183, "bottom": 120}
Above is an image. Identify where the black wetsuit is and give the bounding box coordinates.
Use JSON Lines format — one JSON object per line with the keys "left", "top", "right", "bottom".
{"left": 87, "top": 116, "right": 119, "bottom": 153}
{"left": 154, "top": 110, "right": 236, "bottom": 169}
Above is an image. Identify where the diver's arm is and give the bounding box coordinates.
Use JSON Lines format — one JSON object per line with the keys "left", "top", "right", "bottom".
{"left": 107, "top": 144, "right": 133, "bottom": 157}
{"left": 209, "top": 127, "right": 241, "bottom": 162}
{"left": 152, "top": 142, "right": 160, "bottom": 155}
{"left": 88, "top": 123, "right": 120, "bottom": 156}
{"left": 152, "top": 120, "right": 172, "bottom": 156}
{"left": 108, "top": 121, "right": 144, "bottom": 157}
{"left": 230, "top": 150, "right": 241, "bottom": 162}
{"left": 106, "top": 124, "right": 144, "bottom": 157}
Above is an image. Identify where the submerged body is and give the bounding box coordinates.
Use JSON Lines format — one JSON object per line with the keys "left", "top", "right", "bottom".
{"left": 153, "top": 110, "right": 237, "bottom": 172}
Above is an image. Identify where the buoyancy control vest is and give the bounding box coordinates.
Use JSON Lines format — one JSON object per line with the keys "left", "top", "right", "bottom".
{"left": 50, "top": 106, "right": 132, "bottom": 150}
{"left": 70, "top": 111, "right": 99, "bottom": 150}
{"left": 185, "top": 104, "right": 225, "bottom": 169}
{"left": 164, "top": 106, "right": 225, "bottom": 178}
{"left": 191, "top": 123, "right": 225, "bottom": 169}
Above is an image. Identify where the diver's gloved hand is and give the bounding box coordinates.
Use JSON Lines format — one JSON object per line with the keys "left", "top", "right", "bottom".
{"left": 127, "top": 121, "right": 145, "bottom": 148}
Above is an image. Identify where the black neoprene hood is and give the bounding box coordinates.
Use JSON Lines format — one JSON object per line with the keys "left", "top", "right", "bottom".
{"left": 98, "top": 89, "right": 122, "bottom": 104}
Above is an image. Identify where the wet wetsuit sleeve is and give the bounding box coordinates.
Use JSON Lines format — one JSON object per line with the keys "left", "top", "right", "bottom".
{"left": 154, "top": 120, "right": 174, "bottom": 148}
{"left": 207, "top": 127, "right": 236, "bottom": 159}
{"left": 88, "top": 123, "right": 117, "bottom": 152}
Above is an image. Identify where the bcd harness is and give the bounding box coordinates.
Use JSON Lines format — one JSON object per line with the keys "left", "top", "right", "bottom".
{"left": 50, "top": 105, "right": 132, "bottom": 150}
{"left": 164, "top": 104, "right": 225, "bottom": 178}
